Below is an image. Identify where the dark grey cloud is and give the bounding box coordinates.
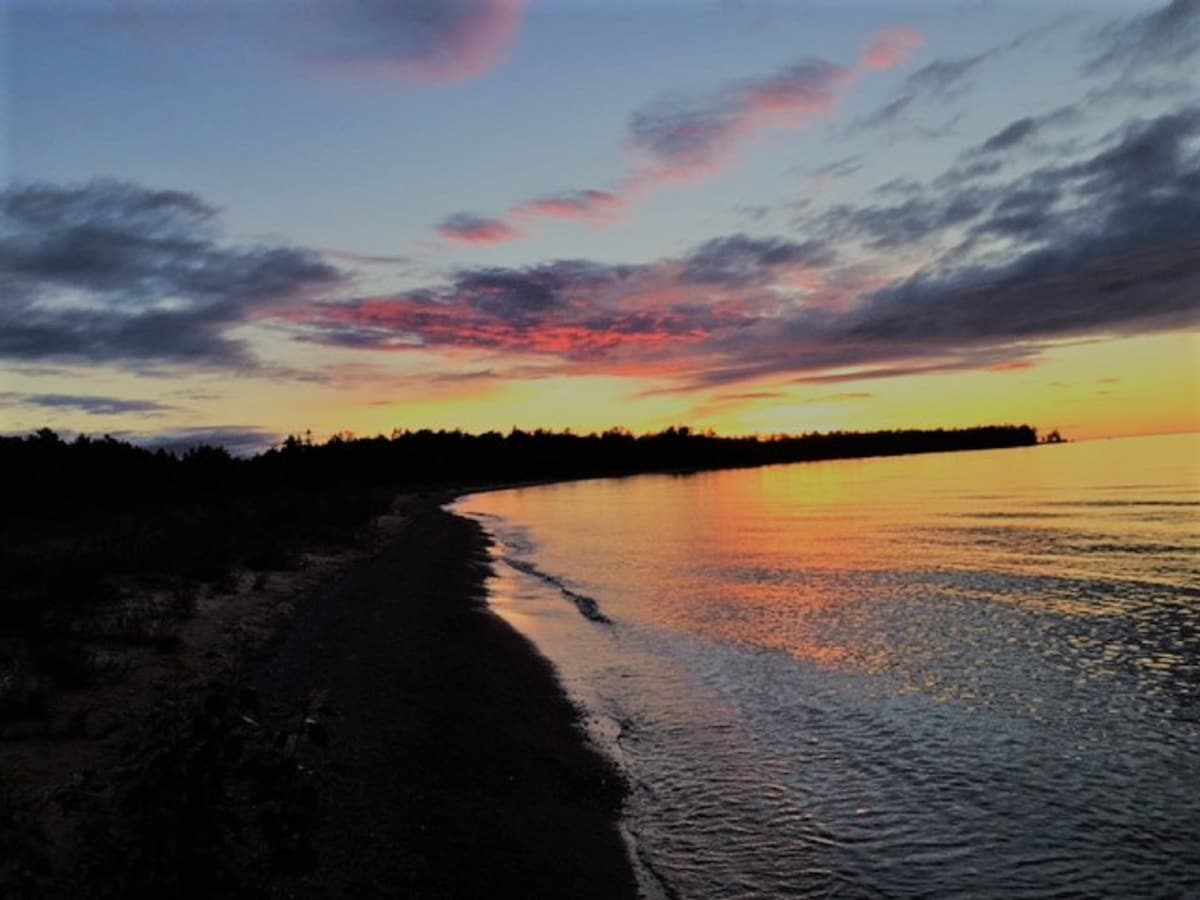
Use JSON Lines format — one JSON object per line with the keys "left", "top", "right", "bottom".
{"left": 813, "top": 103, "right": 1200, "bottom": 258}
{"left": 681, "top": 234, "right": 833, "bottom": 286}
{"left": 851, "top": 16, "right": 1073, "bottom": 140}
{"left": 850, "top": 94, "right": 915, "bottom": 132}
{"left": 809, "top": 155, "right": 863, "bottom": 180}
{"left": 849, "top": 49, "right": 995, "bottom": 137}
{"left": 873, "top": 177, "right": 923, "bottom": 197}
{"left": 732, "top": 204, "right": 774, "bottom": 223}
{"left": 0, "top": 392, "right": 175, "bottom": 416}
{"left": 454, "top": 260, "right": 634, "bottom": 322}
{"left": 814, "top": 187, "right": 996, "bottom": 250}
{"left": 435, "top": 212, "right": 520, "bottom": 244}
{"left": 700, "top": 105, "right": 1200, "bottom": 388}
{"left": 1085, "top": 0, "right": 1200, "bottom": 75}
{"left": 903, "top": 50, "right": 996, "bottom": 102}
{"left": 932, "top": 158, "right": 1006, "bottom": 190}
{"left": 135, "top": 426, "right": 281, "bottom": 457}
{"left": 966, "top": 105, "right": 1083, "bottom": 159}
{"left": 0, "top": 180, "right": 344, "bottom": 368}
{"left": 977, "top": 117, "right": 1039, "bottom": 154}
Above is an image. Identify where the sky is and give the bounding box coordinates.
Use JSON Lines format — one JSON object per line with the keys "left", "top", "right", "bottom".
{"left": 1, "top": 0, "right": 1198, "bottom": 452}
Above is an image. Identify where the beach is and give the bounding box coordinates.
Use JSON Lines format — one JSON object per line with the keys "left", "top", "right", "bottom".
{"left": 253, "top": 494, "right": 638, "bottom": 898}
{"left": 0, "top": 492, "right": 638, "bottom": 898}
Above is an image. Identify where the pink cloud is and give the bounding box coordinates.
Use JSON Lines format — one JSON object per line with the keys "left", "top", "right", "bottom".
{"left": 292, "top": 295, "right": 742, "bottom": 359}
{"left": 512, "top": 189, "right": 625, "bottom": 224}
{"left": 626, "top": 59, "right": 856, "bottom": 186}
{"left": 436, "top": 213, "right": 522, "bottom": 245}
{"left": 861, "top": 27, "right": 926, "bottom": 72}
{"left": 322, "top": 0, "right": 526, "bottom": 84}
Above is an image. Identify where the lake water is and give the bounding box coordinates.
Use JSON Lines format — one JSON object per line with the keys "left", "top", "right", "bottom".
{"left": 453, "top": 433, "right": 1200, "bottom": 898}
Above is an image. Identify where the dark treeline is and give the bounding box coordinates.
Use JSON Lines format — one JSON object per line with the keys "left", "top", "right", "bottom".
{"left": 5, "top": 423, "right": 1038, "bottom": 518}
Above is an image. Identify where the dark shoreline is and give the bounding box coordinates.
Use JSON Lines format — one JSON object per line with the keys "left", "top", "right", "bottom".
{"left": 253, "top": 494, "right": 640, "bottom": 899}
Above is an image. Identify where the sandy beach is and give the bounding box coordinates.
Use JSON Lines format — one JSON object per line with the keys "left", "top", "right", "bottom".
{"left": 1, "top": 493, "right": 637, "bottom": 898}
{"left": 253, "top": 494, "right": 638, "bottom": 898}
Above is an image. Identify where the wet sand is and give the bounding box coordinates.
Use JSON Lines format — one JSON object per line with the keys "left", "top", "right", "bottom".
{"left": 254, "top": 494, "right": 639, "bottom": 899}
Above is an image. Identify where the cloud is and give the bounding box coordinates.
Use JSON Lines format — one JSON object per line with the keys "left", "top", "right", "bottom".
{"left": 714, "top": 391, "right": 785, "bottom": 401}
{"left": 436, "top": 213, "right": 522, "bottom": 245}
{"left": 903, "top": 51, "right": 996, "bottom": 101}
{"left": 287, "top": 237, "right": 833, "bottom": 361}
{"left": 817, "top": 392, "right": 874, "bottom": 401}
{"left": 967, "top": 105, "right": 1083, "bottom": 157}
{"left": 862, "top": 28, "right": 925, "bottom": 72}
{"left": 813, "top": 187, "right": 996, "bottom": 250}
{"left": 435, "top": 26, "right": 921, "bottom": 244}
{"left": 33, "top": 1, "right": 526, "bottom": 87}
{"left": 288, "top": 258, "right": 750, "bottom": 359}
{"left": 134, "top": 426, "right": 281, "bottom": 457}
{"left": 1084, "top": 0, "right": 1199, "bottom": 76}
{"left": 306, "top": 103, "right": 1200, "bottom": 396}
{"left": 512, "top": 189, "right": 625, "bottom": 224}
{"left": 316, "top": 0, "right": 526, "bottom": 84}
{"left": 849, "top": 93, "right": 915, "bottom": 133}
{"left": 976, "top": 117, "right": 1040, "bottom": 154}
{"left": 0, "top": 180, "right": 344, "bottom": 367}
{"left": 680, "top": 234, "right": 834, "bottom": 286}
{"left": 626, "top": 58, "right": 855, "bottom": 184}
{"left": 850, "top": 17, "right": 1073, "bottom": 139}
{"left": 696, "top": 105, "right": 1200, "bottom": 388}
{"left": 809, "top": 155, "right": 863, "bottom": 180}
{"left": 0, "top": 392, "right": 175, "bottom": 416}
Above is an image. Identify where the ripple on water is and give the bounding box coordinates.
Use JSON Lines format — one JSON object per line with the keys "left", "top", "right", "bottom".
{"left": 457, "top": 435, "right": 1200, "bottom": 898}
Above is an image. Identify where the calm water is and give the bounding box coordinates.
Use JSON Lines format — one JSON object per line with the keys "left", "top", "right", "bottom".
{"left": 454, "top": 434, "right": 1200, "bottom": 898}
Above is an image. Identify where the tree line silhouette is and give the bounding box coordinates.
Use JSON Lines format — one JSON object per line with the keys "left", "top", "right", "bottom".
{"left": 4, "top": 422, "right": 1040, "bottom": 517}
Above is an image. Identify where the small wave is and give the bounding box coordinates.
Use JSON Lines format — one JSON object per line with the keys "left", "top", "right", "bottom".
{"left": 504, "top": 556, "right": 614, "bottom": 625}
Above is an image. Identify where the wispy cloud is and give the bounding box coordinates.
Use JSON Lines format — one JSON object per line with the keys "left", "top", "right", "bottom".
{"left": 622, "top": 28, "right": 920, "bottom": 188}
{"left": 625, "top": 59, "right": 855, "bottom": 186}
{"left": 315, "top": 0, "right": 526, "bottom": 84}
{"left": 862, "top": 28, "right": 925, "bottom": 72}
{"left": 0, "top": 392, "right": 175, "bottom": 416}
{"left": 851, "top": 15, "right": 1073, "bottom": 139}
{"left": 436, "top": 213, "right": 522, "bottom": 245}
{"left": 135, "top": 426, "right": 281, "bottom": 457}
{"left": 1084, "top": 0, "right": 1199, "bottom": 76}
{"left": 511, "top": 189, "right": 625, "bottom": 225}
{"left": 433, "top": 25, "right": 924, "bottom": 244}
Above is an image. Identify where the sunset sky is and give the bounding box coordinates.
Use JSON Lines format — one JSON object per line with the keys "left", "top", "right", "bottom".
{"left": 2, "top": 0, "right": 1198, "bottom": 452}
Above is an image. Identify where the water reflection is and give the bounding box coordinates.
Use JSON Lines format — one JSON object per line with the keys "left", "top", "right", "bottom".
{"left": 456, "top": 434, "right": 1200, "bottom": 898}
